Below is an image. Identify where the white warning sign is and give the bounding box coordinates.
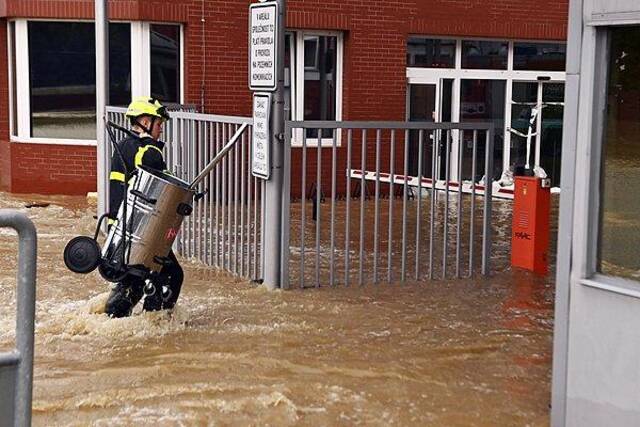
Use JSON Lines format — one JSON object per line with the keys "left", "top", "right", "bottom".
{"left": 249, "top": 2, "right": 278, "bottom": 91}
{"left": 252, "top": 93, "right": 271, "bottom": 179}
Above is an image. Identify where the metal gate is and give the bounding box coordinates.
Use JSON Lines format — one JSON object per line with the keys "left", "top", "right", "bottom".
{"left": 104, "top": 107, "right": 262, "bottom": 281}
{"left": 282, "top": 121, "right": 495, "bottom": 288}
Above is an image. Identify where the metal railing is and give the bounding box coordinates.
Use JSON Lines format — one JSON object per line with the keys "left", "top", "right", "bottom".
{"left": 0, "top": 210, "right": 37, "bottom": 427}
{"left": 282, "top": 121, "right": 494, "bottom": 288}
{"left": 105, "top": 107, "right": 263, "bottom": 281}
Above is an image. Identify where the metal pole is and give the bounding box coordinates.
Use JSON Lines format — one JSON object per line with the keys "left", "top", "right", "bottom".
{"left": 0, "top": 211, "right": 37, "bottom": 427}
{"left": 262, "top": 0, "right": 286, "bottom": 289}
{"left": 95, "top": 0, "right": 109, "bottom": 220}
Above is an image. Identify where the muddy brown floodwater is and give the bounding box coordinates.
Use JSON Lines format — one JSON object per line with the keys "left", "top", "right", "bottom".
{"left": 0, "top": 191, "right": 555, "bottom": 426}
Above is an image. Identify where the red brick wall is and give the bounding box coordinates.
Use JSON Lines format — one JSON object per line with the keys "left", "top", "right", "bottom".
{"left": 0, "top": 0, "right": 568, "bottom": 195}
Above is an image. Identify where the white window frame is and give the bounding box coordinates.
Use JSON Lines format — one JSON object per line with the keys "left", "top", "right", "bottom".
{"left": 407, "top": 37, "right": 567, "bottom": 181}
{"left": 7, "top": 19, "right": 184, "bottom": 146}
{"left": 291, "top": 30, "right": 344, "bottom": 147}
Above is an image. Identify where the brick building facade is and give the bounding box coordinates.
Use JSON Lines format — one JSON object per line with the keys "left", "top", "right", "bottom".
{"left": 0, "top": 0, "right": 568, "bottom": 195}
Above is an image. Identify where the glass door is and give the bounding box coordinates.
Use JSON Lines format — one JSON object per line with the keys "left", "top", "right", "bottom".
{"left": 509, "top": 80, "right": 565, "bottom": 186}
{"left": 407, "top": 79, "right": 453, "bottom": 179}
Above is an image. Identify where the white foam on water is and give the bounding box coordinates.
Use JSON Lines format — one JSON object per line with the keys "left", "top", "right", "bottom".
{"left": 34, "top": 293, "right": 193, "bottom": 346}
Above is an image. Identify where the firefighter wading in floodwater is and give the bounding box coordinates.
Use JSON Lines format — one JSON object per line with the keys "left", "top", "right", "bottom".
{"left": 105, "top": 97, "right": 184, "bottom": 318}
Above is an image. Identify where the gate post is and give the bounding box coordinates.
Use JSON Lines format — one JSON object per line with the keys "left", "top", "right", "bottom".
{"left": 262, "top": 0, "right": 287, "bottom": 289}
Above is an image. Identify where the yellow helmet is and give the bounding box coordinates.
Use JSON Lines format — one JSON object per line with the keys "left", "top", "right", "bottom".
{"left": 125, "top": 97, "right": 170, "bottom": 122}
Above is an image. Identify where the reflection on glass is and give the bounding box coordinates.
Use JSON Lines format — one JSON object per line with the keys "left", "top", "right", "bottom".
{"left": 510, "top": 82, "right": 538, "bottom": 171}
{"left": 304, "top": 35, "right": 337, "bottom": 139}
{"left": 408, "top": 84, "right": 436, "bottom": 178}
{"left": 109, "top": 24, "right": 132, "bottom": 107}
{"left": 460, "top": 79, "right": 505, "bottom": 181}
{"left": 462, "top": 40, "right": 508, "bottom": 70}
{"left": 599, "top": 27, "right": 640, "bottom": 280}
{"left": 407, "top": 37, "right": 456, "bottom": 68}
{"left": 28, "top": 22, "right": 131, "bottom": 139}
{"left": 151, "top": 24, "right": 180, "bottom": 103}
{"left": 540, "top": 83, "right": 564, "bottom": 186}
{"left": 513, "top": 42, "right": 566, "bottom": 71}
{"left": 29, "top": 22, "right": 96, "bottom": 139}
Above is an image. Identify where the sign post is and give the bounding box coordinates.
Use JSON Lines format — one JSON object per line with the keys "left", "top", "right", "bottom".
{"left": 249, "top": 0, "right": 285, "bottom": 289}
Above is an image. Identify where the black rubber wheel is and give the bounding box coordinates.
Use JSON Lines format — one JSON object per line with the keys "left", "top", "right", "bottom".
{"left": 64, "top": 236, "right": 101, "bottom": 274}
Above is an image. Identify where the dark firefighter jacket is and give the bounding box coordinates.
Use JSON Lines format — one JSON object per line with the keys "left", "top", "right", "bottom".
{"left": 108, "top": 134, "right": 166, "bottom": 219}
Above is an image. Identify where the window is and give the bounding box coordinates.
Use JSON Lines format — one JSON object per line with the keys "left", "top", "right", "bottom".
{"left": 513, "top": 42, "right": 566, "bottom": 71}
{"left": 460, "top": 79, "right": 506, "bottom": 181}
{"left": 28, "top": 22, "right": 99, "bottom": 140}
{"left": 407, "top": 37, "right": 456, "bottom": 68}
{"left": 9, "top": 20, "right": 182, "bottom": 144}
{"left": 406, "top": 37, "right": 566, "bottom": 185}
{"left": 462, "top": 40, "right": 508, "bottom": 70}
{"left": 150, "top": 24, "right": 180, "bottom": 103}
{"left": 598, "top": 26, "right": 640, "bottom": 280}
{"left": 288, "top": 31, "right": 343, "bottom": 145}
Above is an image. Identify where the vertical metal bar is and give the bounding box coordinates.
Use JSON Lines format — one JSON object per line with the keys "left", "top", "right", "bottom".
{"left": 215, "top": 122, "right": 221, "bottom": 268}
{"left": 469, "top": 130, "right": 478, "bottom": 277}
{"left": 246, "top": 126, "right": 252, "bottom": 277}
{"left": 247, "top": 126, "right": 254, "bottom": 278}
{"left": 198, "top": 120, "right": 205, "bottom": 262}
{"left": 227, "top": 124, "right": 233, "bottom": 272}
{"left": 181, "top": 119, "right": 187, "bottom": 257}
{"left": 241, "top": 127, "right": 246, "bottom": 277}
{"left": 482, "top": 128, "right": 494, "bottom": 276}
{"left": 191, "top": 119, "right": 197, "bottom": 259}
{"left": 315, "top": 128, "right": 322, "bottom": 288}
{"left": 387, "top": 129, "right": 395, "bottom": 283}
{"left": 359, "top": 129, "right": 366, "bottom": 286}
{"left": 234, "top": 124, "right": 240, "bottom": 275}
{"left": 281, "top": 124, "right": 292, "bottom": 289}
{"left": 373, "top": 129, "right": 381, "bottom": 284}
{"left": 185, "top": 119, "right": 192, "bottom": 258}
{"left": 300, "top": 129, "right": 307, "bottom": 288}
{"left": 181, "top": 119, "right": 187, "bottom": 256}
{"left": 253, "top": 169, "right": 259, "bottom": 280}
{"left": 401, "top": 129, "right": 409, "bottom": 283}
{"left": 429, "top": 129, "right": 438, "bottom": 279}
{"left": 261, "top": 179, "right": 267, "bottom": 279}
{"left": 229, "top": 124, "right": 235, "bottom": 273}
{"left": 456, "top": 129, "right": 464, "bottom": 278}
{"left": 207, "top": 122, "right": 213, "bottom": 265}
{"left": 345, "top": 129, "right": 352, "bottom": 286}
{"left": 330, "top": 128, "right": 337, "bottom": 287}
{"left": 222, "top": 123, "right": 228, "bottom": 271}
{"left": 176, "top": 118, "right": 184, "bottom": 254}
{"left": 442, "top": 130, "right": 451, "bottom": 279}
{"left": 415, "top": 129, "right": 424, "bottom": 280}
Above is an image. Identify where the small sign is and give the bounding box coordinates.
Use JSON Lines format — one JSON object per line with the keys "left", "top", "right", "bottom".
{"left": 249, "top": 2, "right": 278, "bottom": 91}
{"left": 252, "top": 93, "right": 271, "bottom": 179}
